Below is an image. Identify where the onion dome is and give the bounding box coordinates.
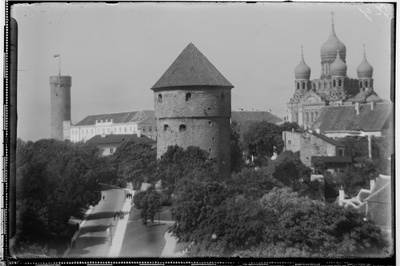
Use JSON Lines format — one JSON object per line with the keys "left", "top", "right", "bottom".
{"left": 320, "top": 12, "right": 346, "bottom": 63}
{"left": 357, "top": 46, "right": 373, "bottom": 78}
{"left": 330, "top": 49, "right": 347, "bottom": 76}
{"left": 294, "top": 46, "right": 311, "bottom": 79}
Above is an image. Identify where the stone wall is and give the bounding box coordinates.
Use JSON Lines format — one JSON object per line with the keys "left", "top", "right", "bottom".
{"left": 299, "top": 133, "right": 337, "bottom": 167}
{"left": 155, "top": 86, "right": 232, "bottom": 178}
{"left": 50, "top": 76, "right": 71, "bottom": 140}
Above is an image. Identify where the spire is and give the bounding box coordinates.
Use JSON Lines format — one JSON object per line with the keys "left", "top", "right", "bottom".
{"left": 357, "top": 44, "right": 373, "bottom": 78}
{"left": 294, "top": 45, "right": 311, "bottom": 80}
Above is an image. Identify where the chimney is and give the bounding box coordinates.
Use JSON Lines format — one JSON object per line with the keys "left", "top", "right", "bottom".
{"left": 339, "top": 186, "right": 345, "bottom": 206}
{"left": 370, "top": 179, "right": 375, "bottom": 191}
{"left": 370, "top": 101, "right": 375, "bottom": 110}
{"left": 355, "top": 102, "right": 360, "bottom": 115}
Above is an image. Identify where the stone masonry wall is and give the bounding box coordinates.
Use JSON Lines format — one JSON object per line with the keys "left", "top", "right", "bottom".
{"left": 50, "top": 76, "right": 71, "bottom": 140}
{"left": 154, "top": 86, "right": 232, "bottom": 178}
{"left": 299, "top": 132, "right": 337, "bottom": 167}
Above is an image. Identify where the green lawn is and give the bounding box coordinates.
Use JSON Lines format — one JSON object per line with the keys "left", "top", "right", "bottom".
{"left": 119, "top": 206, "right": 172, "bottom": 257}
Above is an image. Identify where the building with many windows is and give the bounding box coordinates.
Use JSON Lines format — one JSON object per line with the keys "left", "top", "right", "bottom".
{"left": 66, "top": 110, "right": 156, "bottom": 142}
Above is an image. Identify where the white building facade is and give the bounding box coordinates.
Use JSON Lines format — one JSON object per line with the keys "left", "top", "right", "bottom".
{"left": 66, "top": 110, "right": 157, "bottom": 142}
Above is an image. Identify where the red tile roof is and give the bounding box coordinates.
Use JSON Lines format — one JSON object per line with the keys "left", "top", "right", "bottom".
{"left": 312, "top": 102, "right": 393, "bottom": 133}
{"left": 152, "top": 43, "right": 233, "bottom": 89}
{"left": 75, "top": 110, "right": 155, "bottom": 126}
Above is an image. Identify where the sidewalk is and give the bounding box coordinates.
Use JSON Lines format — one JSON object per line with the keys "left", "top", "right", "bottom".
{"left": 108, "top": 189, "right": 134, "bottom": 257}
{"left": 160, "top": 231, "right": 188, "bottom": 257}
{"left": 62, "top": 205, "right": 95, "bottom": 257}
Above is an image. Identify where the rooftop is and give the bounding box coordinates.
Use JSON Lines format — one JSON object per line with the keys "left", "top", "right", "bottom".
{"left": 312, "top": 102, "right": 393, "bottom": 133}
{"left": 231, "top": 111, "right": 283, "bottom": 125}
{"left": 74, "top": 110, "right": 155, "bottom": 126}
{"left": 152, "top": 43, "right": 233, "bottom": 89}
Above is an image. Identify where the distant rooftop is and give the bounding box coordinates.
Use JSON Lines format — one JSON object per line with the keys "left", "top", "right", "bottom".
{"left": 152, "top": 43, "right": 233, "bottom": 89}
{"left": 231, "top": 111, "right": 283, "bottom": 125}
{"left": 74, "top": 110, "right": 155, "bottom": 126}
{"left": 312, "top": 102, "right": 393, "bottom": 133}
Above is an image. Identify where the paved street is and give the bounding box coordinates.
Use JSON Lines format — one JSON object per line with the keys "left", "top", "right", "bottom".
{"left": 65, "top": 187, "right": 126, "bottom": 258}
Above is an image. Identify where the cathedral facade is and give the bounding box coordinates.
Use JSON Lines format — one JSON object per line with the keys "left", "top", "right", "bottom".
{"left": 287, "top": 14, "right": 381, "bottom": 129}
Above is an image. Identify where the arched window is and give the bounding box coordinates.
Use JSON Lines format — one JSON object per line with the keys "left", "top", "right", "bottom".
{"left": 297, "top": 83, "right": 300, "bottom": 90}
{"left": 302, "top": 82, "right": 305, "bottom": 90}
{"left": 164, "top": 124, "right": 169, "bottom": 131}
{"left": 186, "top": 93, "right": 191, "bottom": 101}
{"left": 179, "top": 124, "right": 186, "bottom": 132}
{"left": 339, "top": 79, "right": 342, "bottom": 86}
{"left": 158, "top": 94, "right": 162, "bottom": 103}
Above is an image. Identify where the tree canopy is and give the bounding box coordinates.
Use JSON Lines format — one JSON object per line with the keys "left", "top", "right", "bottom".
{"left": 14, "top": 139, "right": 103, "bottom": 256}
{"left": 113, "top": 138, "right": 157, "bottom": 188}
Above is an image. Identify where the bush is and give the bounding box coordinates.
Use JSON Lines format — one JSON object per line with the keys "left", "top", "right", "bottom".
{"left": 160, "top": 191, "right": 172, "bottom": 206}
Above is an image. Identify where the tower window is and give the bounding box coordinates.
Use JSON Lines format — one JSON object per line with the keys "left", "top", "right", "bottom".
{"left": 339, "top": 79, "right": 342, "bottom": 86}
{"left": 221, "top": 93, "right": 225, "bottom": 101}
{"left": 297, "top": 83, "right": 300, "bottom": 90}
{"left": 164, "top": 124, "right": 169, "bottom": 131}
{"left": 186, "top": 93, "right": 191, "bottom": 101}
{"left": 158, "top": 94, "right": 162, "bottom": 103}
{"left": 333, "top": 80, "right": 336, "bottom": 87}
{"left": 179, "top": 124, "right": 186, "bottom": 132}
{"left": 302, "top": 82, "right": 305, "bottom": 90}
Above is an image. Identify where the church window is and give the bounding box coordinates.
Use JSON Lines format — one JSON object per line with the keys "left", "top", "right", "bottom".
{"left": 333, "top": 80, "right": 336, "bottom": 87}
{"left": 311, "top": 112, "right": 314, "bottom": 122}
{"left": 297, "top": 83, "right": 300, "bottom": 90}
{"left": 339, "top": 79, "right": 342, "bottom": 86}
{"left": 179, "top": 124, "right": 186, "bottom": 132}
{"left": 302, "top": 82, "right": 305, "bottom": 90}
{"left": 186, "top": 93, "right": 191, "bottom": 101}
{"left": 158, "top": 94, "right": 162, "bottom": 103}
{"left": 164, "top": 124, "right": 169, "bottom": 131}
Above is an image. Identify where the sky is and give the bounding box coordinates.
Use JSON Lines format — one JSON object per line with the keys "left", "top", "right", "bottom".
{"left": 11, "top": 2, "right": 394, "bottom": 141}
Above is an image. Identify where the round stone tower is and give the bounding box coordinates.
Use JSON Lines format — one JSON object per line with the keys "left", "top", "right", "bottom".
{"left": 151, "top": 43, "right": 234, "bottom": 178}
{"left": 50, "top": 75, "right": 71, "bottom": 140}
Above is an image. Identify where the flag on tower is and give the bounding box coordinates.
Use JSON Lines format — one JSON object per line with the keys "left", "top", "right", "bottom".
{"left": 54, "top": 54, "right": 60, "bottom": 58}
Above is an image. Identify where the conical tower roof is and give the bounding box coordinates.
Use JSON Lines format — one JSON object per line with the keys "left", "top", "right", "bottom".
{"left": 152, "top": 43, "right": 233, "bottom": 90}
